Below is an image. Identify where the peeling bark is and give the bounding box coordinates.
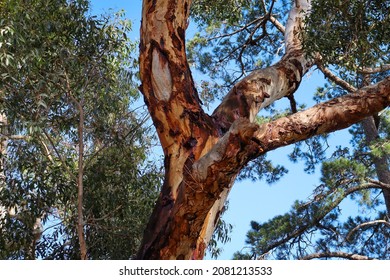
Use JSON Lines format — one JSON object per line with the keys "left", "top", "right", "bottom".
{"left": 138, "top": 0, "right": 219, "bottom": 260}
{"left": 212, "top": 0, "right": 312, "bottom": 131}
{"left": 137, "top": 0, "right": 390, "bottom": 259}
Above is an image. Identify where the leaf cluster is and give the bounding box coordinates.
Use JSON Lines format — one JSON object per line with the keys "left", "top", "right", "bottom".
{"left": 304, "top": 0, "right": 390, "bottom": 71}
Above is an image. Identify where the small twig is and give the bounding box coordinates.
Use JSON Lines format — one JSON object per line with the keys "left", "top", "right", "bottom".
{"left": 207, "top": 18, "right": 264, "bottom": 41}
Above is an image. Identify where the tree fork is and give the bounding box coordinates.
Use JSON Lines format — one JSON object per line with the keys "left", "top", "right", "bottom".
{"left": 137, "top": 0, "right": 390, "bottom": 260}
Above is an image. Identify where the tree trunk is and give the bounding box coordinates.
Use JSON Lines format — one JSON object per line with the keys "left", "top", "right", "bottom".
{"left": 362, "top": 116, "right": 390, "bottom": 214}
{"left": 137, "top": 0, "right": 390, "bottom": 259}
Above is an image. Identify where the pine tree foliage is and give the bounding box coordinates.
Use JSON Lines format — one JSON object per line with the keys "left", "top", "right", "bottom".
{"left": 190, "top": 0, "right": 390, "bottom": 259}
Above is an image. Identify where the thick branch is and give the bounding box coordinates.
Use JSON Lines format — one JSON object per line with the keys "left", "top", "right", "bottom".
{"left": 212, "top": 0, "right": 312, "bottom": 133}
{"left": 189, "top": 78, "right": 390, "bottom": 257}
{"left": 195, "top": 77, "right": 390, "bottom": 185}
{"left": 252, "top": 78, "right": 390, "bottom": 151}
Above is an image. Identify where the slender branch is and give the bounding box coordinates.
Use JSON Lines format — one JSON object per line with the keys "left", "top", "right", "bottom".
{"left": 358, "top": 64, "right": 390, "bottom": 74}
{"left": 346, "top": 220, "right": 390, "bottom": 242}
{"left": 269, "top": 15, "right": 285, "bottom": 34}
{"left": 38, "top": 137, "right": 54, "bottom": 163}
{"left": 87, "top": 205, "right": 122, "bottom": 223}
{"left": 41, "top": 220, "right": 64, "bottom": 235}
{"left": 77, "top": 99, "right": 86, "bottom": 260}
{"left": 316, "top": 59, "right": 357, "bottom": 92}
{"left": 260, "top": 180, "right": 390, "bottom": 255}
{"left": 207, "top": 17, "right": 264, "bottom": 41}
{"left": 84, "top": 111, "right": 150, "bottom": 168}
{"left": 64, "top": 72, "right": 87, "bottom": 260}
{"left": 301, "top": 251, "right": 374, "bottom": 260}
{"left": 255, "top": 197, "right": 337, "bottom": 254}
{"left": 42, "top": 130, "right": 77, "bottom": 181}
{"left": 3, "top": 134, "right": 30, "bottom": 140}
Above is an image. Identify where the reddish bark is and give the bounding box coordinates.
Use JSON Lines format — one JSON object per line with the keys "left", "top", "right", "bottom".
{"left": 137, "top": 0, "right": 390, "bottom": 259}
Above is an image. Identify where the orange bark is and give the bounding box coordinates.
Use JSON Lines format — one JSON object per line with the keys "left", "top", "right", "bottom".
{"left": 137, "top": 0, "right": 390, "bottom": 259}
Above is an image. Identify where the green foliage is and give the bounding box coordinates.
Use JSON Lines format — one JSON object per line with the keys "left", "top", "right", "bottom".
{"left": 191, "top": 0, "right": 250, "bottom": 27}
{"left": 321, "top": 157, "right": 368, "bottom": 187}
{"left": 304, "top": 0, "right": 390, "bottom": 71}
{"left": 0, "top": 0, "right": 161, "bottom": 259}
{"left": 288, "top": 135, "right": 329, "bottom": 174}
{"left": 238, "top": 155, "right": 288, "bottom": 184}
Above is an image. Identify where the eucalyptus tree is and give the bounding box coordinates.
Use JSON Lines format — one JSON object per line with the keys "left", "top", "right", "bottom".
{"left": 136, "top": 0, "right": 390, "bottom": 259}
{"left": 0, "top": 0, "right": 161, "bottom": 259}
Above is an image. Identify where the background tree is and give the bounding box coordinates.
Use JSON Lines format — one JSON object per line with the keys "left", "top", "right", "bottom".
{"left": 136, "top": 0, "right": 390, "bottom": 259}
{"left": 0, "top": 0, "right": 162, "bottom": 259}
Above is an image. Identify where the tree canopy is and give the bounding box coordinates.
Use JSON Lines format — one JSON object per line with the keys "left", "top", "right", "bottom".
{"left": 0, "top": 0, "right": 162, "bottom": 259}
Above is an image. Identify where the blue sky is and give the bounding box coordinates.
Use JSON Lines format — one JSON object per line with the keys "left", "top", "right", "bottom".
{"left": 89, "top": 0, "right": 356, "bottom": 259}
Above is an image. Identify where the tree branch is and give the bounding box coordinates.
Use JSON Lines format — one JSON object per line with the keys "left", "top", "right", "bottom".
{"left": 358, "top": 64, "right": 390, "bottom": 74}
{"left": 301, "top": 251, "right": 374, "bottom": 260}
{"left": 269, "top": 15, "right": 285, "bottom": 34}
{"left": 191, "top": 78, "right": 390, "bottom": 256}
{"left": 316, "top": 60, "right": 357, "bottom": 92}
{"left": 197, "top": 76, "right": 390, "bottom": 185}
{"left": 212, "top": 0, "right": 312, "bottom": 132}
{"left": 64, "top": 72, "right": 87, "bottom": 260}
{"left": 207, "top": 18, "right": 264, "bottom": 41}
{"left": 252, "top": 178, "right": 388, "bottom": 256}
{"left": 42, "top": 130, "right": 77, "bottom": 182}
{"left": 346, "top": 220, "right": 390, "bottom": 242}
